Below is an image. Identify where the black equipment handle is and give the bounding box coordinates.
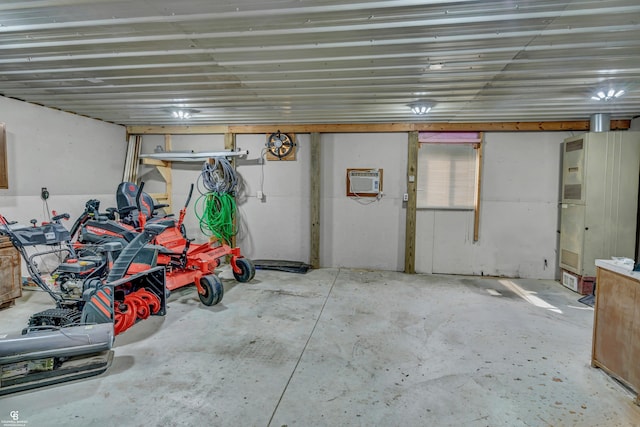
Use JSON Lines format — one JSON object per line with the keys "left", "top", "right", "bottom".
{"left": 135, "top": 182, "right": 145, "bottom": 211}
{"left": 52, "top": 213, "right": 70, "bottom": 222}
{"left": 185, "top": 184, "right": 194, "bottom": 208}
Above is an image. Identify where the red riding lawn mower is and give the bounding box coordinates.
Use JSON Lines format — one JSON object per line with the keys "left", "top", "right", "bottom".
{"left": 71, "top": 181, "right": 255, "bottom": 306}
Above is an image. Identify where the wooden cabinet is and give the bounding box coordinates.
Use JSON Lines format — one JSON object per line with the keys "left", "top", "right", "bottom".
{"left": 592, "top": 260, "right": 640, "bottom": 403}
{"left": 0, "top": 237, "right": 21, "bottom": 308}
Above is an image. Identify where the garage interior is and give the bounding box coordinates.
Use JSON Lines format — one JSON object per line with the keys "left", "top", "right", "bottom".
{"left": 1, "top": 1, "right": 640, "bottom": 426}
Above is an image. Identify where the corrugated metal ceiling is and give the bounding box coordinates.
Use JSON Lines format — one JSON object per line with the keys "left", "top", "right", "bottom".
{"left": 1, "top": 0, "right": 639, "bottom": 125}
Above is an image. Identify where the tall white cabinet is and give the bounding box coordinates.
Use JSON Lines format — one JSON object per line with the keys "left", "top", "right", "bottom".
{"left": 559, "top": 131, "right": 640, "bottom": 284}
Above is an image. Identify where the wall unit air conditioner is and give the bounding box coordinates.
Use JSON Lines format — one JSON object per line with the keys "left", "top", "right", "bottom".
{"left": 346, "top": 169, "right": 383, "bottom": 197}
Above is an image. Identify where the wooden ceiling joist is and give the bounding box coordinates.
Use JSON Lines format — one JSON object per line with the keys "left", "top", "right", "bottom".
{"left": 126, "top": 120, "right": 631, "bottom": 135}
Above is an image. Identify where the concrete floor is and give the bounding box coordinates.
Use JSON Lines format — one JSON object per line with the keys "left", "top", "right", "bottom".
{"left": 1, "top": 268, "right": 639, "bottom": 427}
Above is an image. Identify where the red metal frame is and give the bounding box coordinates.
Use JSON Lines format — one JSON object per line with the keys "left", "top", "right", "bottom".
{"left": 136, "top": 201, "right": 244, "bottom": 295}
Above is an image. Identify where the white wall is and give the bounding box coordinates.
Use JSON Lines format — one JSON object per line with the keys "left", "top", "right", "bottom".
{"left": 236, "top": 134, "right": 311, "bottom": 261}
{"left": 0, "top": 97, "right": 573, "bottom": 279}
{"left": 415, "top": 131, "right": 571, "bottom": 279}
{"left": 140, "top": 132, "right": 407, "bottom": 271}
{"left": 141, "top": 131, "right": 568, "bottom": 278}
{"left": 320, "top": 133, "right": 407, "bottom": 271}
{"left": 0, "top": 96, "right": 126, "bottom": 225}
{"left": 139, "top": 133, "right": 312, "bottom": 261}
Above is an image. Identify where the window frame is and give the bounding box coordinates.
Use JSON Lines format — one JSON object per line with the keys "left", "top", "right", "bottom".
{"left": 416, "top": 131, "right": 483, "bottom": 241}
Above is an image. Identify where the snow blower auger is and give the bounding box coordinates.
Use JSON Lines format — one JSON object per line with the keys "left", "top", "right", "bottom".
{"left": 72, "top": 181, "right": 255, "bottom": 306}
{"left": 0, "top": 213, "right": 170, "bottom": 396}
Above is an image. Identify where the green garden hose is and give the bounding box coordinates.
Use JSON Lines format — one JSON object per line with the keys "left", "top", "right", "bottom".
{"left": 194, "top": 192, "right": 236, "bottom": 244}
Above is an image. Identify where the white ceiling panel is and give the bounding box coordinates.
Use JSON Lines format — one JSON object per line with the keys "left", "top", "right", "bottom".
{"left": 0, "top": 0, "right": 639, "bottom": 125}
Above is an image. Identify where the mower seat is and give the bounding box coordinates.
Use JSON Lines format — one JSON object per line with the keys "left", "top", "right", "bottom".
{"left": 116, "top": 182, "right": 171, "bottom": 227}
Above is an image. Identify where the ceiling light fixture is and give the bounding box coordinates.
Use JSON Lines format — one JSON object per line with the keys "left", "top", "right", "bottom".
{"left": 591, "top": 88, "right": 625, "bottom": 101}
{"left": 170, "top": 108, "right": 199, "bottom": 119}
{"left": 172, "top": 110, "right": 191, "bottom": 119}
{"left": 410, "top": 104, "right": 431, "bottom": 115}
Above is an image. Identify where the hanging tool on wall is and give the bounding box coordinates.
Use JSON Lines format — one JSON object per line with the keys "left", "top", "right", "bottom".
{"left": 195, "top": 157, "right": 238, "bottom": 245}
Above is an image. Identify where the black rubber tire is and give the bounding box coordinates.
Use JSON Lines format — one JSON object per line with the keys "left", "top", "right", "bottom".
{"left": 198, "top": 274, "right": 224, "bottom": 306}
{"left": 233, "top": 258, "right": 256, "bottom": 283}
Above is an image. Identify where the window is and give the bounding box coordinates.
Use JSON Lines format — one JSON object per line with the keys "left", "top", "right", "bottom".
{"left": 416, "top": 132, "right": 481, "bottom": 210}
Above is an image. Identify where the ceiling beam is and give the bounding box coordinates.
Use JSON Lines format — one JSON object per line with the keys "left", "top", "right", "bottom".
{"left": 126, "top": 120, "right": 631, "bottom": 135}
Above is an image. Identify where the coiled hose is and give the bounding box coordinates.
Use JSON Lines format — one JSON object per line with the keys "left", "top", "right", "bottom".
{"left": 195, "top": 158, "right": 238, "bottom": 244}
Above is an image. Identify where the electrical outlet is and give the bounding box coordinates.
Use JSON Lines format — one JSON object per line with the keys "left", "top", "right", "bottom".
{"left": 403, "top": 193, "right": 409, "bottom": 202}
{"left": 41, "top": 187, "right": 49, "bottom": 200}
{"left": 257, "top": 190, "right": 264, "bottom": 200}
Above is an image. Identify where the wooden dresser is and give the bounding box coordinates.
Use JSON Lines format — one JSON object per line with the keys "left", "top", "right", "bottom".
{"left": 0, "top": 236, "right": 21, "bottom": 308}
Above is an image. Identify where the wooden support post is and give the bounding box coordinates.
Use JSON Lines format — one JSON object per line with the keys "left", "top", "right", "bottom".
{"left": 224, "top": 132, "right": 235, "bottom": 152}
{"left": 142, "top": 134, "right": 173, "bottom": 212}
{"left": 123, "top": 134, "right": 142, "bottom": 183}
{"left": 310, "top": 132, "right": 321, "bottom": 269}
{"left": 404, "top": 131, "right": 418, "bottom": 274}
{"left": 224, "top": 132, "right": 237, "bottom": 248}
{"left": 0, "top": 123, "right": 7, "bottom": 189}
{"left": 162, "top": 134, "right": 173, "bottom": 213}
{"left": 473, "top": 134, "right": 484, "bottom": 242}
{"left": 165, "top": 134, "right": 173, "bottom": 213}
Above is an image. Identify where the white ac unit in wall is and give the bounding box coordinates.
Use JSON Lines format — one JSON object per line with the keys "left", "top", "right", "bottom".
{"left": 348, "top": 170, "right": 381, "bottom": 194}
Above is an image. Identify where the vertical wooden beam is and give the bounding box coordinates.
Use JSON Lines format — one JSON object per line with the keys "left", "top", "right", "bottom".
{"left": 473, "top": 133, "right": 483, "bottom": 242}
{"left": 224, "top": 132, "right": 235, "bottom": 152}
{"left": 144, "top": 134, "right": 173, "bottom": 212}
{"left": 123, "top": 134, "right": 142, "bottom": 183}
{"left": 310, "top": 132, "right": 321, "bottom": 269}
{"left": 224, "top": 133, "right": 237, "bottom": 248}
{"left": 404, "top": 131, "right": 418, "bottom": 274}
{"left": 122, "top": 134, "right": 132, "bottom": 182}
{"left": 0, "top": 123, "right": 7, "bottom": 189}
{"left": 163, "top": 134, "right": 173, "bottom": 213}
